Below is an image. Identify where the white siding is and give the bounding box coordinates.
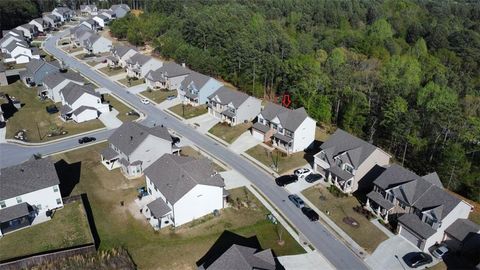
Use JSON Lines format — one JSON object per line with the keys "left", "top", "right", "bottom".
{"left": 351, "top": 148, "right": 391, "bottom": 192}
{"left": 73, "top": 108, "right": 98, "bottom": 122}
{"left": 292, "top": 117, "right": 316, "bottom": 152}
{"left": 0, "top": 185, "right": 63, "bottom": 213}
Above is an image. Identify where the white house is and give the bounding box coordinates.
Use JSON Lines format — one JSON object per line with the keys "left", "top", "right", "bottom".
{"left": 207, "top": 87, "right": 262, "bottom": 126}
{"left": 29, "top": 18, "right": 47, "bottom": 33}
{"left": 0, "top": 34, "right": 24, "bottom": 49}
{"left": 251, "top": 102, "right": 316, "bottom": 154}
{"left": 179, "top": 71, "right": 223, "bottom": 106}
{"left": 52, "top": 7, "right": 74, "bottom": 22}
{"left": 125, "top": 53, "right": 163, "bottom": 78}
{"left": 80, "top": 4, "right": 97, "bottom": 16}
{"left": 59, "top": 83, "right": 109, "bottom": 123}
{"left": 109, "top": 44, "right": 137, "bottom": 68}
{"left": 313, "top": 129, "right": 391, "bottom": 193}
{"left": 101, "top": 10, "right": 116, "bottom": 20}
{"left": 82, "top": 34, "right": 112, "bottom": 54}
{"left": 145, "top": 62, "right": 190, "bottom": 91}
{"left": 15, "top": 24, "right": 37, "bottom": 39}
{"left": 80, "top": 19, "right": 98, "bottom": 31}
{"left": 143, "top": 154, "right": 226, "bottom": 229}
{"left": 100, "top": 122, "right": 180, "bottom": 178}
{"left": 40, "top": 72, "right": 85, "bottom": 102}
{"left": 0, "top": 158, "right": 63, "bottom": 237}
{"left": 42, "top": 14, "right": 61, "bottom": 30}
{"left": 2, "top": 39, "right": 40, "bottom": 64}
{"left": 92, "top": 15, "right": 109, "bottom": 28}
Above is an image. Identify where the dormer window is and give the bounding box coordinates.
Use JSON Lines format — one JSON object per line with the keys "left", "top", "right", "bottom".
{"left": 424, "top": 215, "right": 436, "bottom": 226}
{"left": 319, "top": 151, "right": 327, "bottom": 162}
{"left": 344, "top": 164, "right": 354, "bottom": 174}
{"left": 335, "top": 158, "right": 342, "bottom": 167}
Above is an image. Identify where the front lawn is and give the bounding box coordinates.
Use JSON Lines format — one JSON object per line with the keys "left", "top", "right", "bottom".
{"left": 68, "top": 47, "right": 83, "bottom": 53}
{"left": 118, "top": 77, "right": 145, "bottom": 87}
{"left": 87, "top": 61, "right": 98, "bottom": 67}
{"left": 302, "top": 185, "right": 388, "bottom": 253}
{"left": 99, "top": 66, "right": 125, "bottom": 76}
{"left": 53, "top": 143, "right": 304, "bottom": 269}
{"left": 2, "top": 82, "right": 104, "bottom": 142}
{"left": 168, "top": 104, "right": 208, "bottom": 119}
{"left": 141, "top": 89, "right": 177, "bottom": 104}
{"left": 0, "top": 200, "right": 93, "bottom": 261}
{"left": 245, "top": 144, "right": 308, "bottom": 174}
{"left": 208, "top": 122, "right": 252, "bottom": 144}
{"left": 102, "top": 93, "right": 138, "bottom": 122}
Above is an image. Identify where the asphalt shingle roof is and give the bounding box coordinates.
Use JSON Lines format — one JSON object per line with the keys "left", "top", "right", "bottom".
{"left": 60, "top": 82, "right": 98, "bottom": 105}
{"left": 398, "top": 213, "right": 437, "bottom": 239}
{"left": 112, "top": 44, "right": 137, "bottom": 58}
{"left": 201, "top": 244, "right": 276, "bottom": 270}
{"left": 147, "top": 198, "right": 171, "bottom": 218}
{"left": 180, "top": 71, "right": 213, "bottom": 91}
{"left": 0, "top": 202, "right": 32, "bottom": 223}
{"left": 44, "top": 72, "right": 84, "bottom": 89}
{"left": 208, "top": 87, "right": 250, "bottom": 109}
{"left": 126, "top": 53, "right": 152, "bottom": 66}
{"left": 445, "top": 219, "right": 480, "bottom": 242}
{"left": 260, "top": 102, "right": 310, "bottom": 132}
{"left": 146, "top": 62, "right": 190, "bottom": 82}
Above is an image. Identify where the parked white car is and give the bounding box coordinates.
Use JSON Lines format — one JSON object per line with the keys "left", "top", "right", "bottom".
{"left": 431, "top": 244, "right": 449, "bottom": 259}
{"left": 294, "top": 168, "right": 312, "bottom": 178}
{"left": 140, "top": 98, "right": 150, "bottom": 105}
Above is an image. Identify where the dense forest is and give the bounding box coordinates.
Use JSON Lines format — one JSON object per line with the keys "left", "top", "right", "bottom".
{"left": 110, "top": 0, "right": 480, "bottom": 202}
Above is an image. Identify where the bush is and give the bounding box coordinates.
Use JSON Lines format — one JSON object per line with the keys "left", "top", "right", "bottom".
{"left": 327, "top": 185, "right": 348, "bottom": 198}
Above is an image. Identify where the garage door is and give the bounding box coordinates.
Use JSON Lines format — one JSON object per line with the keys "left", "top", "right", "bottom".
{"left": 252, "top": 129, "right": 264, "bottom": 141}
{"left": 400, "top": 225, "right": 423, "bottom": 249}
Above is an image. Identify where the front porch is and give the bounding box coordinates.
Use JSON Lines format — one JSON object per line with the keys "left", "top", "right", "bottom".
{"left": 365, "top": 191, "right": 395, "bottom": 223}
{"left": 220, "top": 110, "right": 237, "bottom": 126}
{"left": 272, "top": 133, "right": 293, "bottom": 154}
{"left": 326, "top": 166, "right": 354, "bottom": 194}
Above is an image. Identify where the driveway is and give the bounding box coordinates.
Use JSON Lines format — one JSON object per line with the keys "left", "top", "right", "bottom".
{"left": 229, "top": 131, "right": 261, "bottom": 153}
{"left": 365, "top": 235, "right": 440, "bottom": 270}
{"left": 219, "top": 170, "right": 250, "bottom": 189}
{"left": 278, "top": 251, "right": 335, "bottom": 270}
{"left": 185, "top": 113, "right": 219, "bottom": 134}
{"left": 99, "top": 108, "right": 123, "bottom": 129}
{"left": 156, "top": 96, "right": 181, "bottom": 110}
{"left": 127, "top": 83, "right": 148, "bottom": 94}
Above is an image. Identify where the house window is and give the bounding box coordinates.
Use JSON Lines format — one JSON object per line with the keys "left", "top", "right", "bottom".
{"left": 278, "top": 127, "right": 284, "bottom": 133}
{"left": 319, "top": 152, "right": 327, "bottom": 162}
{"left": 148, "top": 188, "right": 152, "bottom": 195}
{"left": 271, "top": 123, "right": 277, "bottom": 130}
{"left": 258, "top": 118, "right": 264, "bottom": 125}
{"left": 56, "top": 198, "right": 62, "bottom": 205}
{"left": 335, "top": 158, "right": 342, "bottom": 167}
{"left": 16, "top": 197, "right": 22, "bottom": 203}
{"left": 53, "top": 186, "right": 59, "bottom": 192}
{"left": 0, "top": 201, "right": 5, "bottom": 208}
{"left": 344, "top": 164, "right": 354, "bottom": 174}
{"left": 424, "top": 215, "right": 435, "bottom": 226}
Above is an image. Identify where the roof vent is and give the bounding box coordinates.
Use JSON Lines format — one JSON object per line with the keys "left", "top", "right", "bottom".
{"left": 20, "top": 168, "right": 24, "bottom": 172}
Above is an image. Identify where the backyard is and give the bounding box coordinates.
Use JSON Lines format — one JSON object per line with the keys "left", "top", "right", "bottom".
{"left": 169, "top": 104, "right": 208, "bottom": 119}
{"left": 245, "top": 144, "right": 309, "bottom": 174}
{"left": 0, "top": 200, "right": 93, "bottom": 261}
{"left": 208, "top": 122, "right": 252, "bottom": 144}
{"left": 99, "top": 66, "right": 125, "bottom": 76}
{"left": 302, "top": 185, "right": 388, "bottom": 253}
{"left": 141, "top": 89, "right": 177, "bottom": 104}
{"left": 2, "top": 82, "right": 104, "bottom": 142}
{"left": 53, "top": 143, "right": 304, "bottom": 269}
{"left": 102, "top": 93, "right": 139, "bottom": 122}
{"left": 118, "top": 77, "right": 145, "bottom": 87}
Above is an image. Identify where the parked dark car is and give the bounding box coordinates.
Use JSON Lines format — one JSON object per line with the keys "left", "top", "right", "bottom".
{"left": 288, "top": 194, "right": 305, "bottom": 208}
{"left": 305, "top": 173, "right": 324, "bottom": 183}
{"left": 46, "top": 105, "right": 59, "bottom": 114}
{"left": 275, "top": 175, "right": 298, "bottom": 186}
{"left": 404, "top": 252, "right": 433, "bottom": 268}
{"left": 301, "top": 207, "right": 319, "bottom": 221}
{"left": 78, "top": 136, "right": 96, "bottom": 144}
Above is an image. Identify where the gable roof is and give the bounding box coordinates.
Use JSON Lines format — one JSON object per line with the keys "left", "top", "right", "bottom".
{"left": 0, "top": 157, "right": 60, "bottom": 200}
{"left": 95, "top": 14, "right": 108, "bottom": 20}
{"left": 0, "top": 202, "right": 33, "bottom": 223}
{"left": 60, "top": 82, "right": 98, "bottom": 104}
{"left": 0, "top": 63, "right": 5, "bottom": 72}
{"left": 445, "top": 219, "right": 480, "bottom": 242}
{"left": 208, "top": 87, "right": 250, "bottom": 109}
{"left": 180, "top": 71, "right": 213, "bottom": 91}
{"left": 4, "top": 40, "right": 28, "bottom": 52}
{"left": 146, "top": 62, "right": 190, "bottom": 82}
{"left": 126, "top": 53, "right": 152, "bottom": 66}
{"left": 108, "top": 122, "right": 173, "bottom": 155}
{"left": 145, "top": 154, "right": 224, "bottom": 204}
{"left": 44, "top": 71, "right": 84, "bottom": 89}
{"left": 25, "top": 59, "right": 59, "bottom": 77}
{"left": 71, "top": 105, "right": 97, "bottom": 116}
{"left": 261, "top": 102, "right": 310, "bottom": 132}
{"left": 112, "top": 44, "right": 137, "bottom": 58}
{"left": 111, "top": 4, "right": 130, "bottom": 11}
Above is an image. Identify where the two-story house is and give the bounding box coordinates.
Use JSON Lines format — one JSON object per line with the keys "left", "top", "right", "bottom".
{"left": 101, "top": 10, "right": 117, "bottom": 20}
{"left": 52, "top": 7, "right": 74, "bottom": 23}
{"left": 42, "top": 14, "right": 61, "bottom": 30}
{"left": 40, "top": 71, "right": 85, "bottom": 102}
{"left": 80, "top": 19, "right": 98, "bottom": 31}
{"left": 366, "top": 164, "right": 473, "bottom": 251}
{"left": 59, "top": 83, "right": 109, "bottom": 123}
{"left": 21, "top": 59, "right": 60, "bottom": 86}
{"left": 29, "top": 18, "right": 47, "bottom": 33}
{"left": 0, "top": 33, "right": 24, "bottom": 50}
{"left": 0, "top": 157, "right": 63, "bottom": 237}
{"left": 145, "top": 62, "right": 190, "bottom": 91}
{"left": 108, "top": 44, "right": 137, "bottom": 68}
{"left": 125, "top": 53, "right": 163, "bottom": 78}
{"left": 207, "top": 87, "right": 261, "bottom": 126}
{"left": 15, "top": 24, "right": 37, "bottom": 40}
{"left": 313, "top": 129, "right": 391, "bottom": 193}
{"left": 80, "top": 4, "right": 97, "bottom": 16}
{"left": 100, "top": 122, "right": 180, "bottom": 178}
{"left": 70, "top": 25, "right": 94, "bottom": 46}
{"left": 251, "top": 102, "right": 316, "bottom": 154}
{"left": 110, "top": 4, "right": 130, "bottom": 18}
{"left": 82, "top": 34, "right": 112, "bottom": 54}
{"left": 178, "top": 72, "right": 222, "bottom": 106}
{"left": 142, "top": 154, "right": 226, "bottom": 229}
{"left": 1, "top": 39, "right": 39, "bottom": 64}
{"left": 92, "top": 15, "right": 109, "bottom": 29}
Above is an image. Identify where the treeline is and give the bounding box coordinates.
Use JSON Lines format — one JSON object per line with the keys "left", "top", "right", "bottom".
{"left": 0, "top": 0, "right": 40, "bottom": 32}
{"left": 100, "top": 0, "right": 480, "bottom": 201}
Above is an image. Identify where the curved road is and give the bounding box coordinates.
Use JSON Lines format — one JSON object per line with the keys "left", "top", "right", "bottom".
{"left": 1, "top": 29, "right": 369, "bottom": 270}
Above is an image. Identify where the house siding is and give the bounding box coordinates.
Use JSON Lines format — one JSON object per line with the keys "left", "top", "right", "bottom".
{"left": 0, "top": 185, "right": 63, "bottom": 215}
{"left": 351, "top": 148, "right": 390, "bottom": 192}
{"left": 291, "top": 116, "right": 316, "bottom": 153}
{"left": 91, "top": 37, "right": 112, "bottom": 54}
{"left": 129, "top": 135, "right": 172, "bottom": 171}
{"left": 234, "top": 97, "right": 261, "bottom": 125}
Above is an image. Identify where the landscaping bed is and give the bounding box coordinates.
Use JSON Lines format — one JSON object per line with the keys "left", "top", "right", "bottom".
{"left": 208, "top": 122, "right": 251, "bottom": 144}
{"left": 141, "top": 89, "right": 177, "bottom": 104}
{"left": 168, "top": 104, "right": 208, "bottom": 119}
{"left": 245, "top": 144, "right": 308, "bottom": 174}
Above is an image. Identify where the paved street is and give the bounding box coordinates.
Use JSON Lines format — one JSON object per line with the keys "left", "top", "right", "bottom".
{"left": 0, "top": 29, "right": 370, "bottom": 270}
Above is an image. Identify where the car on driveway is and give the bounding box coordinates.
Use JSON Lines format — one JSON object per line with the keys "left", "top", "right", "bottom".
{"left": 141, "top": 98, "right": 150, "bottom": 104}
{"left": 431, "top": 244, "right": 449, "bottom": 259}
{"left": 275, "top": 175, "right": 298, "bottom": 186}
{"left": 166, "top": 95, "right": 176, "bottom": 100}
{"left": 288, "top": 194, "right": 305, "bottom": 208}
{"left": 305, "top": 173, "right": 324, "bottom": 183}
{"left": 78, "top": 136, "right": 96, "bottom": 144}
{"left": 404, "top": 252, "right": 433, "bottom": 268}
{"left": 294, "top": 168, "right": 312, "bottom": 178}
{"left": 301, "top": 207, "right": 319, "bottom": 221}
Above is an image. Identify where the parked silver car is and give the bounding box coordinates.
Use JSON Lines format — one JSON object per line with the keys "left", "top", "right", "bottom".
{"left": 288, "top": 194, "right": 305, "bottom": 208}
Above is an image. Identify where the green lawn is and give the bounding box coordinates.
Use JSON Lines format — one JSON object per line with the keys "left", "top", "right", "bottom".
{"left": 245, "top": 144, "right": 308, "bottom": 174}
{"left": 99, "top": 66, "right": 125, "bottom": 76}
{"left": 208, "top": 122, "right": 252, "bottom": 144}
{"left": 169, "top": 104, "right": 208, "bottom": 119}
{"left": 118, "top": 77, "right": 145, "bottom": 87}
{"left": 52, "top": 143, "right": 304, "bottom": 270}
{"left": 2, "top": 82, "right": 104, "bottom": 142}
{"left": 87, "top": 61, "right": 98, "bottom": 67}
{"left": 141, "top": 89, "right": 177, "bottom": 104}
{"left": 102, "top": 93, "right": 138, "bottom": 122}
{"left": 0, "top": 201, "right": 93, "bottom": 261}
{"left": 303, "top": 185, "right": 388, "bottom": 253}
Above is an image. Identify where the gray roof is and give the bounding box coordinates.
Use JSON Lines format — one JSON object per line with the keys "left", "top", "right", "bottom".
{"left": 5, "top": 39, "right": 28, "bottom": 52}
{"left": 0, "top": 62, "right": 5, "bottom": 72}
{"left": 101, "top": 147, "right": 119, "bottom": 160}
{"left": 273, "top": 132, "right": 294, "bottom": 143}
{"left": 60, "top": 104, "right": 72, "bottom": 114}
{"left": 208, "top": 87, "right": 250, "bottom": 109}
{"left": 0, "top": 157, "right": 60, "bottom": 200}
{"left": 252, "top": 122, "right": 270, "bottom": 133}
{"left": 316, "top": 129, "right": 380, "bottom": 169}
{"left": 422, "top": 172, "right": 444, "bottom": 188}
{"left": 44, "top": 14, "right": 59, "bottom": 21}
{"left": 71, "top": 105, "right": 97, "bottom": 116}
{"left": 112, "top": 44, "right": 137, "bottom": 58}
{"left": 32, "top": 18, "right": 44, "bottom": 24}
{"left": 25, "top": 59, "right": 59, "bottom": 78}
{"left": 108, "top": 122, "right": 173, "bottom": 155}
{"left": 144, "top": 154, "right": 224, "bottom": 204}
{"left": 146, "top": 62, "right": 189, "bottom": 82}
{"left": 203, "top": 244, "right": 276, "bottom": 270}
{"left": 327, "top": 165, "right": 354, "bottom": 181}
{"left": 2, "top": 29, "right": 24, "bottom": 37}
{"left": 44, "top": 72, "right": 84, "bottom": 89}
{"left": 398, "top": 213, "right": 437, "bottom": 239}
{"left": 60, "top": 82, "right": 98, "bottom": 105}
{"left": 0, "top": 202, "right": 32, "bottom": 223}
{"left": 83, "top": 34, "right": 102, "bottom": 47}
{"left": 260, "top": 102, "right": 310, "bottom": 132}
{"left": 126, "top": 53, "right": 152, "bottom": 66}
{"left": 85, "top": 18, "right": 97, "bottom": 26}
{"left": 367, "top": 191, "right": 394, "bottom": 210}
{"left": 180, "top": 71, "right": 212, "bottom": 91}
{"left": 445, "top": 219, "right": 480, "bottom": 242}
{"left": 147, "top": 198, "right": 171, "bottom": 218}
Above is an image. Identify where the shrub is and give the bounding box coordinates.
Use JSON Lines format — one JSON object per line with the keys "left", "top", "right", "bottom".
{"left": 327, "top": 185, "right": 348, "bottom": 198}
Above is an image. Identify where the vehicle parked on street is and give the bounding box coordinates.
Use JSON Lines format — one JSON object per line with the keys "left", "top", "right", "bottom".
{"left": 288, "top": 194, "right": 305, "bottom": 208}
{"left": 301, "top": 207, "right": 319, "bottom": 221}
{"left": 141, "top": 98, "right": 150, "bottom": 104}
{"left": 294, "top": 168, "right": 312, "bottom": 178}
{"left": 404, "top": 252, "right": 433, "bottom": 268}
{"left": 275, "top": 175, "right": 298, "bottom": 186}
{"left": 431, "top": 244, "right": 449, "bottom": 259}
{"left": 78, "top": 136, "right": 96, "bottom": 144}
{"left": 305, "top": 173, "right": 323, "bottom": 183}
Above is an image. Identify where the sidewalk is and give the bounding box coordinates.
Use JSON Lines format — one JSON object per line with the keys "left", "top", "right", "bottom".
{"left": 371, "top": 219, "right": 395, "bottom": 238}
{"left": 0, "top": 127, "right": 6, "bottom": 143}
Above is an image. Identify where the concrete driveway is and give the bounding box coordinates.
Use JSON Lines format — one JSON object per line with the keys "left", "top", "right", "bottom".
{"left": 127, "top": 83, "right": 148, "bottom": 94}
{"left": 278, "top": 251, "right": 335, "bottom": 270}
{"left": 229, "top": 131, "right": 261, "bottom": 153}
{"left": 99, "top": 108, "right": 123, "bottom": 129}
{"left": 185, "top": 113, "right": 219, "bottom": 134}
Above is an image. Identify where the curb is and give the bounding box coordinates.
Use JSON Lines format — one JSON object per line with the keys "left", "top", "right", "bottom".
{"left": 5, "top": 127, "right": 107, "bottom": 146}
{"left": 205, "top": 132, "right": 230, "bottom": 147}
{"left": 43, "top": 139, "right": 108, "bottom": 157}
{"left": 241, "top": 152, "right": 280, "bottom": 178}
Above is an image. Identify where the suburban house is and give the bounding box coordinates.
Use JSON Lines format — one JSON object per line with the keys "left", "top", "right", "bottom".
{"left": 21, "top": 59, "right": 60, "bottom": 86}
{"left": 0, "top": 63, "right": 8, "bottom": 86}
{"left": 80, "top": 4, "right": 97, "bottom": 16}
{"left": 29, "top": 18, "right": 47, "bottom": 33}
{"left": 365, "top": 164, "right": 473, "bottom": 251}
{"left": 145, "top": 62, "right": 190, "bottom": 91}
{"left": 251, "top": 102, "right": 316, "bottom": 154}
{"left": 1, "top": 39, "right": 39, "bottom": 64}
{"left": 197, "top": 231, "right": 279, "bottom": 270}
{"left": 107, "top": 44, "right": 137, "bottom": 68}
{"left": 0, "top": 157, "right": 63, "bottom": 237}
{"left": 0, "top": 34, "right": 24, "bottom": 49}
{"left": 42, "top": 14, "right": 61, "bottom": 30}
{"left": 142, "top": 154, "right": 226, "bottom": 229}
{"left": 52, "top": 7, "right": 74, "bottom": 22}
{"left": 110, "top": 4, "right": 130, "bottom": 18}
{"left": 101, "top": 10, "right": 116, "bottom": 20}
{"left": 92, "top": 14, "right": 109, "bottom": 29}
{"left": 1, "top": 29, "right": 24, "bottom": 40}
{"left": 313, "top": 129, "right": 391, "bottom": 194}
{"left": 178, "top": 72, "right": 223, "bottom": 106}
{"left": 70, "top": 25, "right": 94, "bottom": 46}
{"left": 15, "top": 24, "right": 37, "bottom": 39}
{"left": 59, "top": 83, "right": 109, "bottom": 123}
{"left": 82, "top": 34, "right": 112, "bottom": 54}
{"left": 125, "top": 53, "right": 163, "bottom": 78}
{"left": 207, "top": 87, "right": 261, "bottom": 126}
{"left": 80, "top": 19, "right": 98, "bottom": 31}
{"left": 443, "top": 219, "right": 480, "bottom": 252}
{"left": 40, "top": 71, "right": 85, "bottom": 102}
{"left": 100, "top": 122, "right": 180, "bottom": 178}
